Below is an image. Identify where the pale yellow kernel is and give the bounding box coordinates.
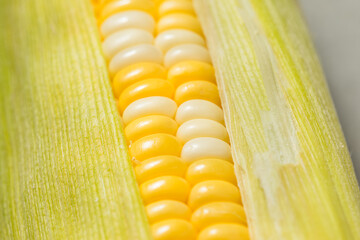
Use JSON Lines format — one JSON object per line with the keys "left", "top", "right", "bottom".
{"left": 176, "top": 119, "right": 229, "bottom": 144}
{"left": 198, "top": 223, "right": 250, "bottom": 240}
{"left": 152, "top": 219, "right": 196, "bottom": 240}
{"left": 140, "top": 176, "right": 190, "bottom": 204}
{"left": 157, "top": 13, "right": 202, "bottom": 35}
{"left": 181, "top": 137, "right": 232, "bottom": 163}
{"left": 130, "top": 133, "right": 182, "bottom": 161}
{"left": 100, "top": 0, "right": 156, "bottom": 23}
{"left": 102, "top": 28, "right": 153, "bottom": 60}
{"left": 191, "top": 202, "right": 247, "bottom": 230}
{"left": 175, "top": 100, "right": 224, "bottom": 125}
{"left": 146, "top": 200, "right": 191, "bottom": 223}
{"left": 101, "top": 10, "right": 155, "bottom": 37}
{"left": 158, "top": 1, "right": 195, "bottom": 17}
{"left": 188, "top": 180, "right": 242, "bottom": 209}
{"left": 174, "top": 80, "right": 221, "bottom": 106}
{"left": 109, "top": 44, "right": 162, "bottom": 76}
{"left": 135, "top": 155, "right": 186, "bottom": 184}
{"left": 185, "top": 158, "right": 236, "bottom": 185}
{"left": 155, "top": 29, "right": 205, "bottom": 53}
{"left": 122, "top": 96, "right": 177, "bottom": 124}
{"left": 112, "top": 62, "right": 166, "bottom": 98}
{"left": 125, "top": 115, "right": 178, "bottom": 142}
{"left": 118, "top": 78, "right": 174, "bottom": 113}
{"left": 164, "top": 44, "right": 211, "bottom": 68}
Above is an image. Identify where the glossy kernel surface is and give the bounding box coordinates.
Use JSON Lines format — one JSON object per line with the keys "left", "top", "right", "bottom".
{"left": 140, "top": 176, "right": 190, "bottom": 204}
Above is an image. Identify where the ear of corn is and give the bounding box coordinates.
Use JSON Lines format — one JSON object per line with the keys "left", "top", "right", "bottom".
{"left": 95, "top": 0, "right": 250, "bottom": 239}
{"left": 0, "top": 0, "right": 151, "bottom": 239}
{"left": 194, "top": 0, "right": 360, "bottom": 239}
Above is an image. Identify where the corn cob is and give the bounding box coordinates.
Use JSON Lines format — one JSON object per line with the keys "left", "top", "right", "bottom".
{"left": 95, "top": 0, "right": 249, "bottom": 239}
{"left": 1, "top": 0, "right": 360, "bottom": 239}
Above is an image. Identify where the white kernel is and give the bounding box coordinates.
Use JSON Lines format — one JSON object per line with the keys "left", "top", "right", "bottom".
{"left": 181, "top": 137, "right": 232, "bottom": 163}
{"left": 155, "top": 29, "right": 205, "bottom": 53}
{"left": 176, "top": 100, "right": 224, "bottom": 125}
{"left": 122, "top": 96, "right": 177, "bottom": 125}
{"left": 109, "top": 44, "right": 162, "bottom": 76}
{"left": 164, "top": 44, "right": 211, "bottom": 68}
{"left": 102, "top": 29, "right": 153, "bottom": 60}
{"left": 100, "top": 10, "right": 155, "bottom": 37}
{"left": 177, "top": 119, "right": 229, "bottom": 143}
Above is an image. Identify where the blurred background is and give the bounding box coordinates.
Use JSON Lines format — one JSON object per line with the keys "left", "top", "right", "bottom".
{"left": 298, "top": 0, "right": 360, "bottom": 181}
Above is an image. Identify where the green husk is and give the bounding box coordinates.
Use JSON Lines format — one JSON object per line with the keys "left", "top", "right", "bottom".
{"left": 0, "top": 0, "right": 151, "bottom": 239}
{"left": 194, "top": 0, "right": 360, "bottom": 239}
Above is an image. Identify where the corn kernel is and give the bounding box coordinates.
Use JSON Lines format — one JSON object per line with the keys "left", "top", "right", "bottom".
{"left": 109, "top": 44, "right": 163, "bottom": 76}
{"left": 101, "top": 10, "right": 155, "bottom": 37}
{"left": 135, "top": 155, "right": 186, "bottom": 183}
{"left": 146, "top": 200, "right": 191, "bottom": 223}
{"left": 176, "top": 100, "right": 224, "bottom": 125}
{"left": 191, "top": 202, "right": 247, "bottom": 230}
{"left": 125, "top": 115, "right": 178, "bottom": 142}
{"left": 164, "top": 44, "right": 211, "bottom": 68}
{"left": 174, "top": 80, "right": 221, "bottom": 106}
{"left": 102, "top": 28, "right": 153, "bottom": 60}
{"left": 157, "top": 13, "right": 202, "bottom": 35}
{"left": 176, "top": 119, "right": 229, "bottom": 143}
{"left": 118, "top": 78, "right": 174, "bottom": 113}
{"left": 151, "top": 219, "right": 196, "bottom": 240}
{"left": 100, "top": 0, "right": 156, "bottom": 23}
{"left": 158, "top": 1, "right": 195, "bottom": 17}
{"left": 130, "top": 133, "right": 182, "bottom": 161}
{"left": 181, "top": 137, "right": 232, "bottom": 163}
{"left": 198, "top": 223, "right": 250, "bottom": 240}
{"left": 185, "top": 158, "right": 236, "bottom": 185}
{"left": 112, "top": 62, "right": 166, "bottom": 98}
{"left": 188, "top": 180, "right": 242, "bottom": 209}
{"left": 140, "top": 176, "right": 190, "bottom": 204}
{"left": 155, "top": 29, "right": 205, "bottom": 53}
{"left": 168, "top": 60, "right": 216, "bottom": 87}
{"left": 122, "top": 96, "right": 177, "bottom": 124}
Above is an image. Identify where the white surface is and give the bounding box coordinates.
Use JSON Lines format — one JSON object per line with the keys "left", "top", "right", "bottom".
{"left": 298, "top": 0, "right": 360, "bottom": 181}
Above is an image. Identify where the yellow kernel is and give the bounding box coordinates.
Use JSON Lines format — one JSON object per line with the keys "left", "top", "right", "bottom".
{"left": 198, "top": 223, "right": 250, "bottom": 240}
{"left": 157, "top": 13, "right": 202, "bottom": 35}
{"left": 176, "top": 119, "right": 229, "bottom": 144}
{"left": 174, "top": 80, "right": 221, "bottom": 106}
{"left": 125, "top": 115, "right": 178, "bottom": 142}
{"left": 191, "top": 202, "right": 247, "bottom": 230}
{"left": 185, "top": 159, "right": 236, "bottom": 185}
{"left": 118, "top": 78, "right": 174, "bottom": 113}
{"left": 102, "top": 28, "right": 153, "bottom": 60}
{"left": 158, "top": 1, "right": 195, "bottom": 17}
{"left": 152, "top": 219, "right": 196, "bottom": 240}
{"left": 135, "top": 155, "right": 186, "bottom": 184}
{"left": 164, "top": 44, "right": 211, "bottom": 68}
{"left": 122, "top": 96, "right": 177, "bottom": 124}
{"left": 101, "top": 10, "right": 155, "bottom": 37}
{"left": 155, "top": 29, "right": 205, "bottom": 53}
{"left": 100, "top": 0, "right": 156, "bottom": 23}
{"left": 181, "top": 137, "right": 232, "bottom": 163}
{"left": 109, "top": 44, "right": 163, "bottom": 76}
{"left": 112, "top": 62, "right": 166, "bottom": 98}
{"left": 153, "top": 0, "right": 192, "bottom": 7}
{"left": 146, "top": 200, "right": 191, "bottom": 223}
{"left": 167, "top": 60, "right": 216, "bottom": 87}
{"left": 130, "top": 133, "right": 182, "bottom": 161}
{"left": 140, "top": 176, "right": 190, "bottom": 204}
{"left": 176, "top": 100, "right": 224, "bottom": 124}
{"left": 188, "top": 180, "right": 242, "bottom": 209}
